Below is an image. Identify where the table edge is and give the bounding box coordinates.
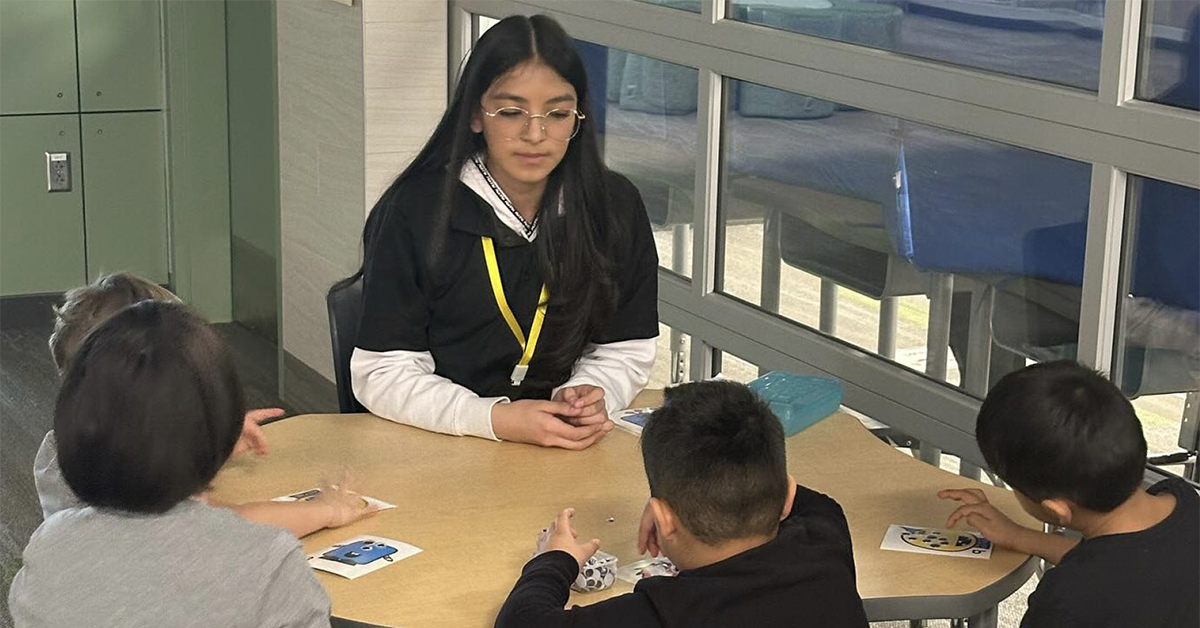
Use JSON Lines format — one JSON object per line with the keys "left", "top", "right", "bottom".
{"left": 862, "top": 555, "right": 1038, "bottom": 621}
{"left": 273, "top": 412, "right": 1039, "bottom": 624}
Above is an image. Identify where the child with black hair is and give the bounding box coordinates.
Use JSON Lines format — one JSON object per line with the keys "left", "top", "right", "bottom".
{"left": 940, "top": 360, "right": 1198, "bottom": 628}
{"left": 495, "top": 380, "right": 868, "bottom": 627}
{"left": 9, "top": 301, "right": 331, "bottom": 628}
{"left": 34, "top": 272, "right": 374, "bottom": 537}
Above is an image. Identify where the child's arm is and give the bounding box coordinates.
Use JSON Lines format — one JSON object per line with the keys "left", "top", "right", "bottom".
{"left": 495, "top": 553, "right": 654, "bottom": 628}
{"left": 1004, "top": 526, "right": 1079, "bottom": 566}
{"left": 232, "top": 408, "right": 284, "bottom": 457}
{"left": 223, "top": 501, "right": 342, "bottom": 539}
{"left": 496, "top": 508, "right": 655, "bottom": 628}
{"left": 940, "top": 489, "right": 1079, "bottom": 564}
{"left": 207, "top": 485, "right": 376, "bottom": 538}
{"left": 495, "top": 550, "right": 583, "bottom": 628}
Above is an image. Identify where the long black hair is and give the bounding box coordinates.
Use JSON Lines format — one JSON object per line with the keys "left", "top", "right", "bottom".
{"left": 338, "top": 14, "right": 622, "bottom": 384}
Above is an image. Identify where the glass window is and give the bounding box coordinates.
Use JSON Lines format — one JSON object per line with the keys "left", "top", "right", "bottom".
{"left": 634, "top": 0, "right": 703, "bottom": 13}
{"left": 1137, "top": 1, "right": 1200, "bottom": 110}
{"left": 717, "top": 350, "right": 761, "bottom": 382}
{"left": 1116, "top": 176, "right": 1199, "bottom": 478}
{"left": 577, "top": 40, "right": 698, "bottom": 278}
{"left": 719, "top": 78, "right": 1093, "bottom": 394}
{"left": 727, "top": 0, "right": 1106, "bottom": 92}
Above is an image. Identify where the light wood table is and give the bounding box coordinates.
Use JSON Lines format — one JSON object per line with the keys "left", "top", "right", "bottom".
{"left": 212, "top": 391, "right": 1037, "bottom": 628}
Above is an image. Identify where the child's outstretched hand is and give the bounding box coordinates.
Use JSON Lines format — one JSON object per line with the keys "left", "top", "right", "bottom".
{"left": 536, "top": 508, "right": 601, "bottom": 569}
{"left": 233, "top": 408, "right": 284, "bottom": 457}
{"left": 940, "top": 488, "right": 1079, "bottom": 564}
{"left": 939, "top": 488, "right": 1026, "bottom": 548}
{"left": 314, "top": 483, "right": 377, "bottom": 529}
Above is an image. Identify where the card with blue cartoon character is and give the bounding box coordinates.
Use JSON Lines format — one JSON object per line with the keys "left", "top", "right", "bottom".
{"left": 880, "top": 524, "right": 993, "bottom": 559}
{"left": 308, "top": 535, "right": 422, "bottom": 579}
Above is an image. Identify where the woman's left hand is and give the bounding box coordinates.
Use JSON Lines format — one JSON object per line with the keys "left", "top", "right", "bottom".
{"left": 554, "top": 385, "right": 610, "bottom": 428}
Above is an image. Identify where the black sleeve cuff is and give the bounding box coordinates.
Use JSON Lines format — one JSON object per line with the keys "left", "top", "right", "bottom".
{"left": 523, "top": 550, "right": 581, "bottom": 584}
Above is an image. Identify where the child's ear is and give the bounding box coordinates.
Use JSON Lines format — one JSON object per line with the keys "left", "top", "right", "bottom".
{"left": 1040, "top": 498, "right": 1074, "bottom": 527}
{"left": 780, "top": 475, "right": 798, "bottom": 521}
{"left": 470, "top": 110, "right": 483, "bottom": 134}
{"left": 649, "top": 497, "right": 678, "bottom": 540}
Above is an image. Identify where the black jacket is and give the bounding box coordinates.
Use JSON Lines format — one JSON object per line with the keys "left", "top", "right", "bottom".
{"left": 356, "top": 168, "right": 659, "bottom": 399}
{"left": 495, "top": 486, "right": 869, "bottom": 628}
{"left": 1020, "top": 478, "right": 1199, "bottom": 628}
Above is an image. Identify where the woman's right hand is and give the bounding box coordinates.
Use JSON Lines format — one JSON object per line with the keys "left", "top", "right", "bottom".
{"left": 492, "top": 400, "right": 612, "bottom": 450}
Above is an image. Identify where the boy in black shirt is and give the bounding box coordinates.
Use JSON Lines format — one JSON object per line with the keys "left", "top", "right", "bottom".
{"left": 495, "top": 380, "right": 868, "bottom": 628}
{"left": 940, "top": 360, "right": 1198, "bottom": 628}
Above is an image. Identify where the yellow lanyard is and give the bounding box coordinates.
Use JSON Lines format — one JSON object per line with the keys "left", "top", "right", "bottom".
{"left": 481, "top": 236, "right": 548, "bottom": 386}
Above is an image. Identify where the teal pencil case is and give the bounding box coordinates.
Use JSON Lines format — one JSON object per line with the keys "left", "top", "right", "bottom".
{"left": 746, "top": 371, "right": 843, "bottom": 437}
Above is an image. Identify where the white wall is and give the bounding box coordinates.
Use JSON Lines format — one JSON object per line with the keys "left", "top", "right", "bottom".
{"left": 277, "top": 0, "right": 447, "bottom": 383}
{"left": 364, "top": 0, "right": 448, "bottom": 215}
{"left": 278, "top": 0, "right": 364, "bottom": 382}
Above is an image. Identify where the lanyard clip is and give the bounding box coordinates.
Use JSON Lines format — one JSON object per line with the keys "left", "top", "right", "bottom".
{"left": 510, "top": 365, "right": 529, "bottom": 387}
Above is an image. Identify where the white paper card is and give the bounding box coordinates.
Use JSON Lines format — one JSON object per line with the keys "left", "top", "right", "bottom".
{"left": 272, "top": 488, "right": 396, "bottom": 513}
{"left": 308, "top": 535, "right": 422, "bottom": 579}
{"left": 612, "top": 408, "right": 654, "bottom": 436}
{"left": 880, "top": 524, "right": 993, "bottom": 560}
{"left": 615, "top": 556, "right": 679, "bottom": 584}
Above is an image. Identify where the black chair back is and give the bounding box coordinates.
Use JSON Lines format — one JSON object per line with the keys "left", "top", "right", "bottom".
{"left": 326, "top": 279, "right": 367, "bottom": 413}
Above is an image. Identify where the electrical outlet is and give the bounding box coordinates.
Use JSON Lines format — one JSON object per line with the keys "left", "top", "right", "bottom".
{"left": 46, "top": 152, "right": 71, "bottom": 192}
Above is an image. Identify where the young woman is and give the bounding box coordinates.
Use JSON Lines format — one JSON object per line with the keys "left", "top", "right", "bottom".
{"left": 348, "top": 15, "right": 659, "bottom": 449}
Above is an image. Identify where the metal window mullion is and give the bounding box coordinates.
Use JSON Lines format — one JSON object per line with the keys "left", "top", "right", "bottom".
{"left": 689, "top": 337, "right": 717, "bottom": 380}
{"left": 691, "top": 0, "right": 721, "bottom": 381}
{"left": 1076, "top": 164, "right": 1127, "bottom": 373}
{"left": 1098, "top": 0, "right": 1144, "bottom": 105}
{"left": 701, "top": 0, "right": 722, "bottom": 23}
{"left": 447, "top": 2, "right": 472, "bottom": 97}
{"left": 692, "top": 68, "right": 720, "bottom": 296}
{"left": 688, "top": 30, "right": 723, "bottom": 380}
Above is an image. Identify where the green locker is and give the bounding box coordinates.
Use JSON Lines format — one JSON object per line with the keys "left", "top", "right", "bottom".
{"left": 81, "top": 112, "right": 168, "bottom": 284}
{"left": 0, "top": 115, "right": 87, "bottom": 295}
{"left": 0, "top": 0, "right": 79, "bottom": 115}
{"left": 77, "top": 0, "right": 164, "bottom": 112}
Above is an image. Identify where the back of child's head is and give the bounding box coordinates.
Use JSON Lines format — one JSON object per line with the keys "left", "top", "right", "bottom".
{"left": 55, "top": 300, "right": 245, "bottom": 514}
{"left": 977, "top": 360, "right": 1146, "bottom": 513}
{"left": 49, "top": 272, "right": 179, "bottom": 373}
{"left": 641, "top": 380, "right": 788, "bottom": 544}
